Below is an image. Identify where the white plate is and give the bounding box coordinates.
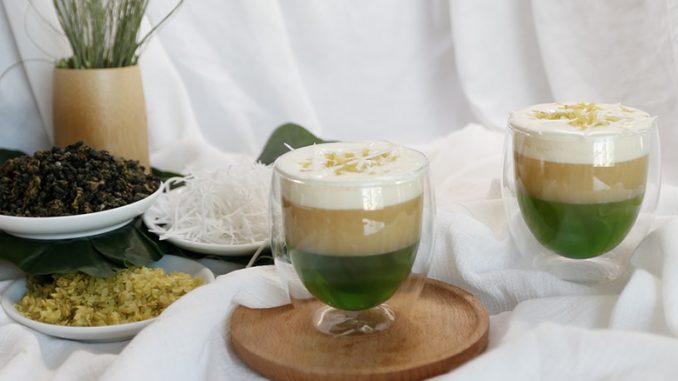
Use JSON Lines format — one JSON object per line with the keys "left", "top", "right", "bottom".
{"left": 1, "top": 255, "right": 214, "bottom": 342}
{"left": 143, "top": 203, "right": 267, "bottom": 257}
{"left": 0, "top": 186, "right": 162, "bottom": 240}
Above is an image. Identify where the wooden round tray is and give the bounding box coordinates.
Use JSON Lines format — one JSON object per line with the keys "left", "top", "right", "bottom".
{"left": 229, "top": 279, "right": 489, "bottom": 381}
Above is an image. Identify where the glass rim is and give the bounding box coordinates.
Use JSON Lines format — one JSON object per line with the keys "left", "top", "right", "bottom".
{"left": 507, "top": 119, "right": 657, "bottom": 139}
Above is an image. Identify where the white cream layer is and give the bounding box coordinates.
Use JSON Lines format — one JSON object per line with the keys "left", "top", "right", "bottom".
{"left": 275, "top": 142, "right": 426, "bottom": 210}
{"left": 509, "top": 103, "right": 655, "bottom": 164}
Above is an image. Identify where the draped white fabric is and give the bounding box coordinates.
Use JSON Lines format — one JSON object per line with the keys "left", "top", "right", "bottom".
{"left": 4, "top": 0, "right": 677, "bottom": 183}
{"left": 2, "top": 1, "right": 678, "bottom": 380}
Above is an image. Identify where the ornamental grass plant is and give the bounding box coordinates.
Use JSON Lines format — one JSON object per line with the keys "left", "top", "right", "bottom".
{"left": 53, "top": 0, "right": 183, "bottom": 69}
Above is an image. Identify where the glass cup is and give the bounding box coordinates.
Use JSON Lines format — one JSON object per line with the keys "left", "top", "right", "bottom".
{"left": 270, "top": 142, "right": 435, "bottom": 335}
{"left": 502, "top": 103, "right": 661, "bottom": 283}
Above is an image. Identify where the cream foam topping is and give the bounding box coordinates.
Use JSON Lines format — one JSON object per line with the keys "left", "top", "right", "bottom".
{"left": 509, "top": 103, "right": 656, "bottom": 164}
{"left": 274, "top": 142, "right": 427, "bottom": 210}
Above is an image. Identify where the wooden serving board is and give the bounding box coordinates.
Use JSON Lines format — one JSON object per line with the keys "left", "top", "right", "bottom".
{"left": 229, "top": 279, "right": 489, "bottom": 381}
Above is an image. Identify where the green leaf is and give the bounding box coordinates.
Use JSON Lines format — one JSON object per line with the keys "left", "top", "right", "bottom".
{"left": 151, "top": 167, "right": 184, "bottom": 181}
{"left": 91, "top": 219, "right": 165, "bottom": 266}
{"left": 257, "top": 123, "right": 326, "bottom": 165}
{"left": 0, "top": 218, "right": 166, "bottom": 277}
{"left": 0, "top": 148, "right": 26, "bottom": 165}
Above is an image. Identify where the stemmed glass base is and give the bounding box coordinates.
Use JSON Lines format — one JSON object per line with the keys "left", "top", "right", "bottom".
{"left": 536, "top": 255, "right": 624, "bottom": 283}
{"left": 313, "top": 304, "right": 395, "bottom": 336}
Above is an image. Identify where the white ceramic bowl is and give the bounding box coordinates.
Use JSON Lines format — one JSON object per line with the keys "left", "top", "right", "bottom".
{"left": 0, "top": 186, "right": 162, "bottom": 240}
{"left": 1, "top": 255, "right": 214, "bottom": 342}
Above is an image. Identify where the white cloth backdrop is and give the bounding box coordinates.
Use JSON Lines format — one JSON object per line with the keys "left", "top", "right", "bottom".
{"left": 2, "top": 1, "right": 678, "bottom": 380}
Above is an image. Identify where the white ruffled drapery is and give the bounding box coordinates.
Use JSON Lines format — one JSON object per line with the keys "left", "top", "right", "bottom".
{"left": 3, "top": 0, "right": 678, "bottom": 183}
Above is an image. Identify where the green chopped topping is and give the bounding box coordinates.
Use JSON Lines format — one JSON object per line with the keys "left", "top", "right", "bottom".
{"left": 304, "top": 149, "right": 399, "bottom": 175}
{"left": 531, "top": 103, "right": 633, "bottom": 129}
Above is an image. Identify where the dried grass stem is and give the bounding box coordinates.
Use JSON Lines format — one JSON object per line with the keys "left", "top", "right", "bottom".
{"left": 53, "top": 0, "right": 183, "bottom": 69}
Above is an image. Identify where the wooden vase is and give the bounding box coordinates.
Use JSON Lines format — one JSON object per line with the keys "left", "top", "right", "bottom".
{"left": 53, "top": 65, "right": 150, "bottom": 169}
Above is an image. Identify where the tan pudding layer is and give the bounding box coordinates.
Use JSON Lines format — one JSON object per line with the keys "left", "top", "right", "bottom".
{"left": 283, "top": 195, "right": 422, "bottom": 256}
{"left": 515, "top": 153, "right": 648, "bottom": 204}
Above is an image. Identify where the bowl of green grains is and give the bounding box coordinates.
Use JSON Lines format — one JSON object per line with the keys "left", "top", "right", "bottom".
{"left": 0, "top": 142, "right": 161, "bottom": 240}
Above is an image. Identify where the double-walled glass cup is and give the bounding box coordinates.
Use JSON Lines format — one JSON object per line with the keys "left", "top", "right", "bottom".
{"left": 502, "top": 103, "right": 661, "bottom": 283}
{"left": 270, "top": 142, "right": 434, "bottom": 335}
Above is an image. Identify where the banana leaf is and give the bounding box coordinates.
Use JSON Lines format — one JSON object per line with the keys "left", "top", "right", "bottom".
{"left": 0, "top": 218, "right": 179, "bottom": 277}
{"left": 257, "top": 123, "right": 326, "bottom": 165}
{"left": 151, "top": 167, "right": 183, "bottom": 181}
